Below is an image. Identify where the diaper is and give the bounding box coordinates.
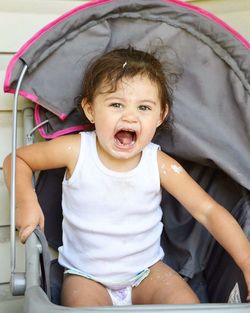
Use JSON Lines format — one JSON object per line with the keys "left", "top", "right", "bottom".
{"left": 107, "top": 286, "right": 132, "bottom": 306}
{"left": 64, "top": 268, "right": 150, "bottom": 306}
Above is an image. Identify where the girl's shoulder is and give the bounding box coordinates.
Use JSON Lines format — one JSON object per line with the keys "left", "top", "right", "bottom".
{"left": 157, "top": 149, "right": 178, "bottom": 165}
{"left": 157, "top": 150, "right": 185, "bottom": 177}
{"left": 51, "top": 132, "right": 81, "bottom": 146}
{"left": 14, "top": 133, "right": 82, "bottom": 172}
{"left": 55, "top": 132, "right": 81, "bottom": 152}
{"left": 50, "top": 133, "right": 82, "bottom": 177}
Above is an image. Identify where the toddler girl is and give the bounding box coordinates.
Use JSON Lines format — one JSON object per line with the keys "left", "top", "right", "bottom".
{"left": 3, "top": 47, "right": 250, "bottom": 306}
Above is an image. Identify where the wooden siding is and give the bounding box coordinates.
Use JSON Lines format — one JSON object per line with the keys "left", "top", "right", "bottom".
{"left": 0, "top": 0, "right": 91, "bottom": 285}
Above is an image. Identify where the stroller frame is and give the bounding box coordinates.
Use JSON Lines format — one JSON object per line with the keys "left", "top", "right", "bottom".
{"left": 9, "top": 40, "right": 250, "bottom": 313}
{"left": 6, "top": 0, "right": 250, "bottom": 312}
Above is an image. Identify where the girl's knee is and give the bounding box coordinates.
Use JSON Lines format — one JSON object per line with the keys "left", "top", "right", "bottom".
{"left": 133, "top": 261, "right": 200, "bottom": 304}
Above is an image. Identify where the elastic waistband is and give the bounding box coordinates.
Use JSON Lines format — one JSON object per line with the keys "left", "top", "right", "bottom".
{"left": 64, "top": 267, "right": 150, "bottom": 290}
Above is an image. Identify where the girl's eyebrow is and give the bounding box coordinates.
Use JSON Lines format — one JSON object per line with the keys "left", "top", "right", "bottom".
{"left": 140, "top": 100, "right": 157, "bottom": 106}
{"left": 104, "top": 95, "right": 124, "bottom": 101}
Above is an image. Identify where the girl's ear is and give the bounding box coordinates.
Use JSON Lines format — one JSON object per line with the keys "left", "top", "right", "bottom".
{"left": 157, "top": 104, "right": 169, "bottom": 127}
{"left": 81, "top": 98, "right": 95, "bottom": 123}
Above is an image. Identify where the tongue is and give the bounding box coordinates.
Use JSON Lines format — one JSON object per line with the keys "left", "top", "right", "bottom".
{"left": 115, "top": 130, "right": 134, "bottom": 145}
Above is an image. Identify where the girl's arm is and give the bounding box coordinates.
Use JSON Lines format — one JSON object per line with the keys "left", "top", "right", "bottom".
{"left": 3, "top": 134, "right": 81, "bottom": 242}
{"left": 158, "top": 150, "right": 250, "bottom": 301}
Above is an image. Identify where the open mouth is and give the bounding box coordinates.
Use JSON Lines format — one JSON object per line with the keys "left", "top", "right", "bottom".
{"left": 114, "top": 129, "right": 137, "bottom": 147}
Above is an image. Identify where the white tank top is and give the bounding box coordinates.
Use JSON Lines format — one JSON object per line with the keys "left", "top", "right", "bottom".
{"left": 58, "top": 131, "right": 164, "bottom": 282}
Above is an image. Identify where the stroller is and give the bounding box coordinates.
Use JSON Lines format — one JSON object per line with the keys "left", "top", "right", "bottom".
{"left": 3, "top": 0, "right": 250, "bottom": 312}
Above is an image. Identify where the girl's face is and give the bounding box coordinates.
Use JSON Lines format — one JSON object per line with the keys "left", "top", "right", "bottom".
{"left": 82, "top": 75, "right": 168, "bottom": 170}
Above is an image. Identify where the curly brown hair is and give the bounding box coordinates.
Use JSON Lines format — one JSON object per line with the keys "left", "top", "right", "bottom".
{"left": 78, "top": 46, "right": 180, "bottom": 134}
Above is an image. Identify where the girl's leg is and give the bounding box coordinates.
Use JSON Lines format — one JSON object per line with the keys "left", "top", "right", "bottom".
{"left": 61, "top": 274, "right": 112, "bottom": 307}
{"left": 132, "top": 261, "right": 200, "bottom": 304}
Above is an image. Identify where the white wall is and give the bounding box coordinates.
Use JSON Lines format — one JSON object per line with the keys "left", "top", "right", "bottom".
{"left": 0, "top": 0, "right": 249, "bottom": 285}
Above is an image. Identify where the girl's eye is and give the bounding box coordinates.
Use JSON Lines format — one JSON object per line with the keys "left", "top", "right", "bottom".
{"left": 138, "top": 105, "right": 151, "bottom": 111}
{"left": 110, "top": 103, "right": 123, "bottom": 108}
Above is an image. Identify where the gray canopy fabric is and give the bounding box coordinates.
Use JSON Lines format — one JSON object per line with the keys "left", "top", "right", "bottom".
{"left": 4, "top": 0, "right": 250, "bottom": 285}
{"left": 4, "top": 0, "right": 250, "bottom": 189}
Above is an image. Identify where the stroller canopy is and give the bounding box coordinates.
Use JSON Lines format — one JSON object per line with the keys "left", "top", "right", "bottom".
{"left": 4, "top": 0, "right": 250, "bottom": 189}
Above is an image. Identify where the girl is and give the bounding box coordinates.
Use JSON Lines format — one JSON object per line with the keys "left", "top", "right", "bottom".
{"left": 3, "top": 47, "right": 250, "bottom": 306}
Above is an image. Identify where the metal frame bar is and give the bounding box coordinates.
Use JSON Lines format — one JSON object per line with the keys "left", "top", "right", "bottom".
{"left": 10, "top": 64, "right": 28, "bottom": 295}
{"left": 9, "top": 68, "right": 49, "bottom": 295}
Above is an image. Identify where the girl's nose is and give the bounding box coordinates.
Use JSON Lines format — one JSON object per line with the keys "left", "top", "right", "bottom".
{"left": 121, "top": 108, "right": 138, "bottom": 123}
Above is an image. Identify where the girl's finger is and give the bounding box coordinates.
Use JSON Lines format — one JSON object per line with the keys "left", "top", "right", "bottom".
{"left": 19, "top": 226, "right": 34, "bottom": 243}
{"left": 39, "top": 216, "right": 45, "bottom": 230}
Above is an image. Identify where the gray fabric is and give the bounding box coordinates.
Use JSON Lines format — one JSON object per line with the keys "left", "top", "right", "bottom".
{"left": 34, "top": 228, "right": 51, "bottom": 300}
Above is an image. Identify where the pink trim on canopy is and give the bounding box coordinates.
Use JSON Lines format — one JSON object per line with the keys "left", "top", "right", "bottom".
{"left": 163, "top": 0, "right": 250, "bottom": 50}
{"left": 38, "top": 125, "right": 88, "bottom": 139}
{"left": 34, "top": 104, "right": 91, "bottom": 139}
{"left": 3, "top": 0, "right": 113, "bottom": 93}
{"left": 6, "top": 88, "right": 39, "bottom": 103}
{"left": 59, "top": 113, "right": 68, "bottom": 120}
{"left": 6, "top": 87, "right": 70, "bottom": 120}
{"left": 4, "top": 0, "right": 250, "bottom": 94}
{"left": 3, "top": 0, "right": 249, "bottom": 129}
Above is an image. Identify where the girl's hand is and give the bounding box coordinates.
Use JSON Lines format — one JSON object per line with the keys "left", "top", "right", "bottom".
{"left": 16, "top": 202, "right": 44, "bottom": 243}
